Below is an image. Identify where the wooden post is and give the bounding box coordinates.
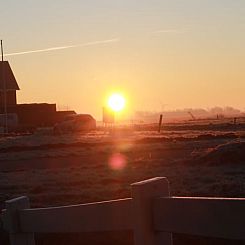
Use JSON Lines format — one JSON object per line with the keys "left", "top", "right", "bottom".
{"left": 158, "top": 114, "right": 163, "bottom": 133}
{"left": 3, "top": 196, "right": 35, "bottom": 245}
{"left": 131, "top": 177, "right": 172, "bottom": 245}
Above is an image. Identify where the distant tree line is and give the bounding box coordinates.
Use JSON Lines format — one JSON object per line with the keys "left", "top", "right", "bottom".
{"left": 134, "top": 107, "right": 243, "bottom": 123}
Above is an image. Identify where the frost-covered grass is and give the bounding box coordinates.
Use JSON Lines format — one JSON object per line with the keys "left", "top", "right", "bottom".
{"left": 1, "top": 125, "right": 245, "bottom": 245}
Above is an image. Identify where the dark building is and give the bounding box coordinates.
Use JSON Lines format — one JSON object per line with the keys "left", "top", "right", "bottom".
{"left": 0, "top": 61, "right": 19, "bottom": 111}
{"left": 13, "top": 103, "right": 57, "bottom": 127}
{"left": 0, "top": 61, "right": 75, "bottom": 129}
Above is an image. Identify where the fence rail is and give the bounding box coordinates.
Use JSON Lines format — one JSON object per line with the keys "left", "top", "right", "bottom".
{"left": 20, "top": 198, "right": 133, "bottom": 233}
{"left": 1, "top": 177, "right": 245, "bottom": 245}
{"left": 154, "top": 197, "right": 245, "bottom": 240}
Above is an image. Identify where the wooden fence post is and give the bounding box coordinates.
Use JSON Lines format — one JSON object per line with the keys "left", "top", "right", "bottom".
{"left": 158, "top": 114, "right": 163, "bottom": 133}
{"left": 3, "top": 196, "right": 35, "bottom": 245}
{"left": 131, "top": 177, "right": 172, "bottom": 245}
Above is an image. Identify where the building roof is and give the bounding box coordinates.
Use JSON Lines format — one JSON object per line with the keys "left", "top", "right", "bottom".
{"left": 0, "top": 61, "right": 20, "bottom": 91}
{"left": 65, "top": 114, "right": 95, "bottom": 121}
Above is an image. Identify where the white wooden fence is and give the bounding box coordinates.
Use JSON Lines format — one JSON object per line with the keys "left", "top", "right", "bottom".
{"left": 1, "top": 177, "right": 245, "bottom": 245}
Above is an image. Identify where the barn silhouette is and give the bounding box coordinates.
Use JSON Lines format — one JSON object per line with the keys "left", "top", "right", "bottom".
{"left": 0, "top": 61, "right": 19, "bottom": 107}
{"left": 0, "top": 60, "right": 94, "bottom": 131}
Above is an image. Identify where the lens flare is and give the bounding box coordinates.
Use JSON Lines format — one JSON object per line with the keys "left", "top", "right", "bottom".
{"left": 108, "top": 153, "right": 127, "bottom": 170}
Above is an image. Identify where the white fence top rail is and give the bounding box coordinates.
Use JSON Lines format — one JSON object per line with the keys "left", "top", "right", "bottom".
{"left": 19, "top": 198, "right": 133, "bottom": 233}
{"left": 154, "top": 196, "right": 245, "bottom": 240}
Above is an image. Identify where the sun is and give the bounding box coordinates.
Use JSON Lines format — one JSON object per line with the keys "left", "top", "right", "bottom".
{"left": 108, "top": 93, "right": 126, "bottom": 112}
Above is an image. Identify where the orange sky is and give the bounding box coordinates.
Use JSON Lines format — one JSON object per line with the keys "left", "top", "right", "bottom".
{"left": 1, "top": 1, "right": 245, "bottom": 119}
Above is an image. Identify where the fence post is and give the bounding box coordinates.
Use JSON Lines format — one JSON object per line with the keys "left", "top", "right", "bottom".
{"left": 3, "top": 196, "right": 35, "bottom": 245}
{"left": 131, "top": 177, "right": 172, "bottom": 245}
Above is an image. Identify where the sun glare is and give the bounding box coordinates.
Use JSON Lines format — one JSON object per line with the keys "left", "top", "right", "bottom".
{"left": 108, "top": 93, "right": 125, "bottom": 112}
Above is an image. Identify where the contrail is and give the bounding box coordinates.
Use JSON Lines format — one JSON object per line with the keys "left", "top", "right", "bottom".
{"left": 152, "top": 29, "right": 187, "bottom": 34}
{"left": 5, "top": 38, "right": 119, "bottom": 57}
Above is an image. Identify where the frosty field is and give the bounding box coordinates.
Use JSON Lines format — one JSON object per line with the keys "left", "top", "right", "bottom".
{"left": 1, "top": 123, "right": 245, "bottom": 245}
